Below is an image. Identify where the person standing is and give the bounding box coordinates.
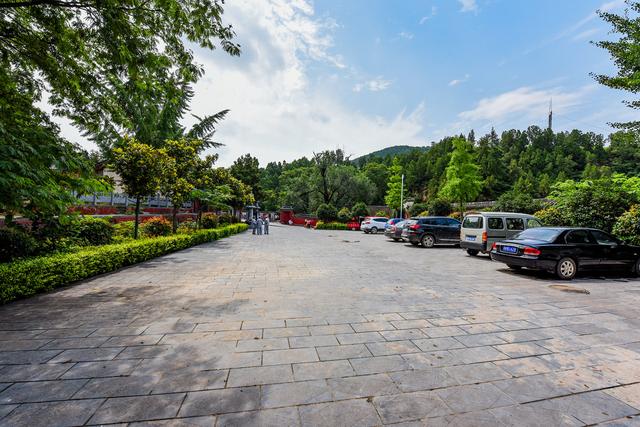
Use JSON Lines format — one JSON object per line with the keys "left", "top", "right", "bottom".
{"left": 256, "top": 217, "right": 264, "bottom": 235}
{"left": 264, "top": 217, "right": 269, "bottom": 235}
{"left": 251, "top": 218, "right": 257, "bottom": 235}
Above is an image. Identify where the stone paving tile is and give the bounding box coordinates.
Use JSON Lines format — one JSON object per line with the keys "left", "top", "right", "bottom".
{"left": 449, "top": 346, "right": 510, "bottom": 364}
{"left": 412, "top": 337, "right": 465, "bottom": 352}
{"left": 364, "top": 313, "right": 403, "bottom": 322}
{"left": 242, "top": 320, "right": 285, "bottom": 330}
{"left": 143, "top": 322, "right": 195, "bottom": 335}
{"left": 214, "top": 330, "right": 263, "bottom": 341}
{"left": 115, "top": 345, "right": 171, "bottom": 360}
{"left": 309, "top": 324, "right": 354, "bottom": 336}
{"left": 236, "top": 338, "right": 289, "bottom": 352}
{"left": 444, "top": 362, "right": 512, "bottom": 385}
{"left": 227, "top": 365, "right": 293, "bottom": 387}
{"left": 389, "top": 368, "right": 458, "bottom": 392}
{"left": 455, "top": 332, "right": 508, "bottom": 347}
{"left": 436, "top": 382, "right": 516, "bottom": 413}
{"left": 0, "top": 339, "right": 51, "bottom": 351}
{"left": 0, "top": 379, "right": 87, "bottom": 404}
{"left": 286, "top": 318, "right": 327, "bottom": 327}
{"left": 316, "top": 344, "right": 372, "bottom": 361}
{"left": 429, "top": 317, "right": 469, "bottom": 327}
{"left": 489, "top": 404, "right": 583, "bottom": 426}
{"left": 263, "top": 326, "right": 309, "bottom": 338}
{"left": 48, "top": 347, "right": 123, "bottom": 363}
{"left": 379, "top": 328, "right": 427, "bottom": 341}
{"left": 494, "top": 356, "right": 557, "bottom": 376}
{"left": 402, "top": 351, "right": 457, "bottom": 369}
{"left": 349, "top": 355, "right": 410, "bottom": 375}
{"left": 101, "top": 334, "right": 164, "bottom": 347}
{"left": 492, "top": 373, "right": 574, "bottom": 403}
{"left": 298, "top": 399, "right": 381, "bottom": 427}
{"left": 0, "top": 404, "right": 17, "bottom": 420}
{"left": 0, "top": 350, "right": 61, "bottom": 365}
{"left": 73, "top": 374, "right": 160, "bottom": 398}
{"left": 193, "top": 321, "right": 242, "bottom": 332}
{"left": 89, "top": 393, "right": 185, "bottom": 424}
{"left": 493, "top": 342, "right": 551, "bottom": 358}
{"left": 178, "top": 387, "right": 260, "bottom": 417}
{"left": 494, "top": 320, "right": 539, "bottom": 331}
{"left": 0, "top": 363, "right": 71, "bottom": 382}
{"left": 293, "top": 360, "right": 354, "bottom": 381}
{"left": 0, "top": 383, "right": 10, "bottom": 393}
{"left": 289, "top": 335, "right": 339, "bottom": 348}
{"left": 262, "top": 348, "right": 318, "bottom": 366}
{"left": 217, "top": 407, "right": 300, "bottom": 427}
{"left": 373, "top": 391, "right": 451, "bottom": 424}
{"left": 205, "top": 352, "right": 263, "bottom": 370}
{"left": 459, "top": 323, "right": 505, "bottom": 334}
{"left": 336, "top": 332, "right": 385, "bottom": 345}
{"left": 423, "top": 326, "right": 467, "bottom": 338}
{"left": 61, "top": 359, "right": 140, "bottom": 379}
{"left": 365, "top": 340, "right": 421, "bottom": 356}
{"left": 129, "top": 415, "right": 217, "bottom": 426}
{"left": 598, "top": 415, "right": 640, "bottom": 426}
{"left": 1, "top": 399, "right": 103, "bottom": 427}
{"left": 90, "top": 326, "right": 147, "bottom": 337}
{"left": 605, "top": 383, "right": 640, "bottom": 410}
{"left": 527, "top": 390, "right": 639, "bottom": 425}
{"left": 41, "top": 337, "right": 109, "bottom": 350}
{"left": 152, "top": 369, "right": 228, "bottom": 393}
{"left": 351, "top": 321, "right": 395, "bottom": 332}
{"left": 328, "top": 373, "right": 398, "bottom": 399}
{"left": 390, "top": 319, "right": 431, "bottom": 329}
{"left": 261, "top": 379, "right": 332, "bottom": 408}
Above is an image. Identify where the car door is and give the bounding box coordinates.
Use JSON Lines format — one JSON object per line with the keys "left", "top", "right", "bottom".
{"left": 565, "top": 230, "right": 600, "bottom": 268}
{"left": 590, "top": 230, "right": 635, "bottom": 267}
{"left": 505, "top": 217, "right": 525, "bottom": 239}
{"left": 444, "top": 218, "right": 461, "bottom": 241}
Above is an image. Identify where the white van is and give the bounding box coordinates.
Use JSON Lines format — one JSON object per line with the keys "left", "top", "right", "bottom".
{"left": 460, "top": 212, "right": 542, "bottom": 256}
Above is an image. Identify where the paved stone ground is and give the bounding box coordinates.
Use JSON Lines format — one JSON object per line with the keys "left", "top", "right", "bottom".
{"left": 1, "top": 225, "right": 640, "bottom": 426}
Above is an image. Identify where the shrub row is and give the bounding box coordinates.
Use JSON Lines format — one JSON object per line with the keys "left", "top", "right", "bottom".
{"left": 0, "top": 223, "right": 248, "bottom": 304}
{"left": 315, "top": 221, "right": 349, "bottom": 230}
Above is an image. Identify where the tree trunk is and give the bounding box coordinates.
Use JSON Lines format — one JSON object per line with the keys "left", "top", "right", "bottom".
{"left": 134, "top": 196, "right": 141, "bottom": 239}
{"left": 172, "top": 206, "right": 178, "bottom": 233}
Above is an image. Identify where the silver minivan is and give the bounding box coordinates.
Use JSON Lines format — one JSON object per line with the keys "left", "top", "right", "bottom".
{"left": 460, "top": 212, "right": 542, "bottom": 256}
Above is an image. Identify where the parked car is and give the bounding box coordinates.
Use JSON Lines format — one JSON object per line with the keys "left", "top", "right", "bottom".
{"left": 402, "top": 216, "right": 461, "bottom": 247}
{"left": 361, "top": 217, "right": 388, "bottom": 234}
{"left": 490, "top": 227, "right": 640, "bottom": 280}
{"left": 385, "top": 220, "right": 408, "bottom": 241}
{"left": 385, "top": 218, "right": 404, "bottom": 230}
{"left": 460, "top": 212, "right": 542, "bottom": 256}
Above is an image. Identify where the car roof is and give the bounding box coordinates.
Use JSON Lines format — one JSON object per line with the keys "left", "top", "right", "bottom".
{"left": 465, "top": 212, "right": 535, "bottom": 218}
{"left": 410, "top": 216, "right": 454, "bottom": 219}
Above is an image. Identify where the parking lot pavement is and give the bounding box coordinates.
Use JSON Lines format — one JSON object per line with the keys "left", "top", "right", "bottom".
{"left": 1, "top": 225, "right": 640, "bottom": 426}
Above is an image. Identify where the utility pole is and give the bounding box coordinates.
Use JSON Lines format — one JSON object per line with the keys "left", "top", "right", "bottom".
{"left": 399, "top": 174, "right": 405, "bottom": 218}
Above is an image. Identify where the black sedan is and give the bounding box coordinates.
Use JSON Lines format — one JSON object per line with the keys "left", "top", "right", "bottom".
{"left": 490, "top": 227, "right": 640, "bottom": 280}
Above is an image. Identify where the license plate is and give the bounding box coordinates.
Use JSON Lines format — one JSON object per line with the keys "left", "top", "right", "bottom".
{"left": 501, "top": 246, "right": 518, "bottom": 254}
{"left": 466, "top": 236, "right": 476, "bottom": 241}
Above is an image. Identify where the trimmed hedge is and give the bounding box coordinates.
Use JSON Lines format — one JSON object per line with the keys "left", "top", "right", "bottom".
{"left": 315, "top": 221, "right": 349, "bottom": 230}
{"left": 0, "top": 223, "right": 247, "bottom": 304}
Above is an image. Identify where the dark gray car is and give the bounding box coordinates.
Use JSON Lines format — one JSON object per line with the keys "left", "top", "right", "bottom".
{"left": 384, "top": 220, "right": 408, "bottom": 241}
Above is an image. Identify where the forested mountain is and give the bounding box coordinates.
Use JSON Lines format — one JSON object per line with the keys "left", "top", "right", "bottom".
{"left": 353, "top": 145, "right": 428, "bottom": 164}
{"left": 233, "top": 126, "right": 639, "bottom": 214}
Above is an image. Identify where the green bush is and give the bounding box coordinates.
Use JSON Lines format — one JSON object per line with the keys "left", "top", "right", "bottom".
{"left": 409, "top": 203, "right": 429, "bottom": 217}
{"left": 0, "top": 227, "right": 38, "bottom": 262}
{"left": 73, "top": 217, "right": 114, "bottom": 245}
{"left": 316, "top": 203, "right": 338, "bottom": 222}
{"left": 177, "top": 220, "right": 198, "bottom": 234}
{"left": 201, "top": 213, "right": 219, "bottom": 229}
{"left": 534, "top": 206, "right": 566, "bottom": 226}
{"left": 613, "top": 205, "right": 640, "bottom": 245}
{"left": 337, "top": 207, "right": 352, "bottom": 223}
{"left": 218, "top": 213, "right": 235, "bottom": 225}
{"left": 315, "top": 221, "right": 348, "bottom": 230}
{"left": 113, "top": 221, "right": 135, "bottom": 240}
{"left": 375, "top": 210, "right": 387, "bottom": 217}
{"left": 493, "top": 191, "right": 544, "bottom": 214}
{"left": 428, "top": 199, "right": 451, "bottom": 216}
{"left": 0, "top": 223, "right": 248, "bottom": 304}
{"left": 142, "top": 217, "right": 172, "bottom": 237}
{"left": 351, "top": 202, "right": 369, "bottom": 219}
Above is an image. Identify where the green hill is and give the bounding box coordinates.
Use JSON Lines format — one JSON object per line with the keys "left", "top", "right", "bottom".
{"left": 353, "top": 145, "right": 428, "bottom": 163}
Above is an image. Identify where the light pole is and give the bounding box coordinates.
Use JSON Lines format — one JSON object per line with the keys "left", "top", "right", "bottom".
{"left": 399, "top": 174, "right": 405, "bottom": 218}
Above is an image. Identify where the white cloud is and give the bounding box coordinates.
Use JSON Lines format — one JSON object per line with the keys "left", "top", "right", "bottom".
{"left": 353, "top": 77, "right": 392, "bottom": 92}
{"left": 458, "top": 0, "right": 478, "bottom": 13}
{"left": 398, "top": 31, "right": 414, "bottom": 40}
{"left": 449, "top": 74, "right": 470, "bottom": 86}
{"left": 458, "top": 85, "right": 594, "bottom": 122}
{"left": 572, "top": 28, "right": 599, "bottom": 41}
{"left": 185, "top": 0, "right": 425, "bottom": 165}
{"left": 419, "top": 6, "right": 438, "bottom": 24}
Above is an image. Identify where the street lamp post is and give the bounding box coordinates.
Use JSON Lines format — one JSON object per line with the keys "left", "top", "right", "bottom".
{"left": 399, "top": 174, "right": 405, "bottom": 218}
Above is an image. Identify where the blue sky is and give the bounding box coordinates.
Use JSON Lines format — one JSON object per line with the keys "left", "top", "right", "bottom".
{"left": 56, "top": 0, "right": 635, "bottom": 165}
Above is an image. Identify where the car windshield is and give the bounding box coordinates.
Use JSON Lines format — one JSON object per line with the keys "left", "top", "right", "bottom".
{"left": 512, "top": 228, "right": 561, "bottom": 242}
{"left": 462, "top": 216, "right": 483, "bottom": 229}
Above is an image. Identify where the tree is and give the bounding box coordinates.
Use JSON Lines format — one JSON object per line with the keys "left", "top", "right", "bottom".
{"left": 351, "top": 202, "right": 369, "bottom": 219}
{"left": 384, "top": 158, "right": 404, "bottom": 216}
{"left": 362, "top": 162, "right": 389, "bottom": 204}
{"left": 230, "top": 154, "right": 261, "bottom": 202}
{"left": 112, "top": 139, "right": 172, "bottom": 239}
{"left": 593, "top": 0, "right": 640, "bottom": 131}
{"left": 438, "top": 138, "right": 483, "bottom": 215}
{"left": 316, "top": 204, "right": 338, "bottom": 222}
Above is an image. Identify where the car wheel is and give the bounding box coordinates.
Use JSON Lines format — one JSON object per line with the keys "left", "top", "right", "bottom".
{"left": 421, "top": 234, "right": 435, "bottom": 248}
{"left": 370, "top": 227, "right": 378, "bottom": 234}
{"left": 634, "top": 258, "right": 640, "bottom": 277}
{"left": 507, "top": 265, "right": 522, "bottom": 270}
{"left": 556, "top": 257, "right": 577, "bottom": 280}
{"left": 466, "top": 249, "right": 479, "bottom": 256}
